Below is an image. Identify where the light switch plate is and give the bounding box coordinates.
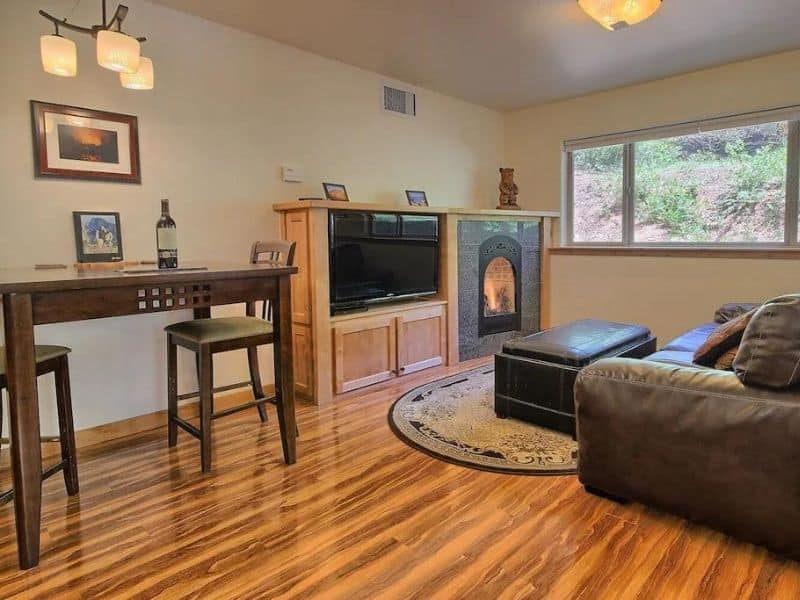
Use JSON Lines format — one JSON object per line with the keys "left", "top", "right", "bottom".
{"left": 282, "top": 165, "right": 304, "bottom": 183}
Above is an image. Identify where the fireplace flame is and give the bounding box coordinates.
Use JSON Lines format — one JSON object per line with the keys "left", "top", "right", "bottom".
{"left": 484, "top": 257, "right": 516, "bottom": 316}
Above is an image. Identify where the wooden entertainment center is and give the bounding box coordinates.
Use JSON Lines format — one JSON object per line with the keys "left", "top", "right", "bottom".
{"left": 273, "top": 200, "right": 559, "bottom": 404}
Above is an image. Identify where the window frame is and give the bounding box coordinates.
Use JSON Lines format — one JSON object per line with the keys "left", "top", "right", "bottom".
{"left": 563, "top": 108, "right": 800, "bottom": 248}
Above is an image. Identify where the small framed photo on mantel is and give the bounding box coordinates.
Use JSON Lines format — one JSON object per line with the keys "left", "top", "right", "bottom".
{"left": 323, "top": 182, "right": 349, "bottom": 202}
{"left": 31, "top": 100, "right": 141, "bottom": 184}
{"left": 73, "top": 211, "right": 124, "bottom": 263}
{"left": 405, "top": 190, "right": 428, "bottom": 206}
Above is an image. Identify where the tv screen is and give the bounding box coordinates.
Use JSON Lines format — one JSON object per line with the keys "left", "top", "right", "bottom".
{"left": 329, "top": 211, "right": 439, "bottom": 309}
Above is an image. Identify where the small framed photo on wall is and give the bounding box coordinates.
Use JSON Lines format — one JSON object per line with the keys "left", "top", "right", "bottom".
{"left": 73, "top": 211, "right": 124, "bottom": 263}
{"left": 323, "top": 183, "right": 349, "bottom": 202}
{"left": 405, "top": 190, "right": 428, "bottom": 206}
{"left": 31, "top": 101, "right": 141, "bottom": 183}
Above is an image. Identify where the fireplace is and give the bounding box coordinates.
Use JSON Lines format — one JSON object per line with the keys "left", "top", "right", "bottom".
{"left": 478, "top": 235, "right": 522, "bottom": 336}
{"left": 457, "top": 219, "right": 540, "bottom": 361}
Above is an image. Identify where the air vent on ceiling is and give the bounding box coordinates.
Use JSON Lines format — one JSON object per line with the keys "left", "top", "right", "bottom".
{"left": 383, "top": 85, "right": 415, "bottom": 117}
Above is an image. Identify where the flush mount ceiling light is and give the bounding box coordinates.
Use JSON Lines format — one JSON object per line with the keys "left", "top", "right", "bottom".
{"left": 578, "top": 0, "right": 663, "bottom": 31}
{"left": 38, "top": 1, "right": 153, "bottom": 89}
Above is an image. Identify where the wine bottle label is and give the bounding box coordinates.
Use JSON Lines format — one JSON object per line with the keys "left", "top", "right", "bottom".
{"left": 157, "top": 228, "right": 177, "bottom": 249}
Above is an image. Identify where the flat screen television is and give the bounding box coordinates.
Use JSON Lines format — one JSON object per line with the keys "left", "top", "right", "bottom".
{"left": 329, "top": 210, "right": 439, "bottom": 312}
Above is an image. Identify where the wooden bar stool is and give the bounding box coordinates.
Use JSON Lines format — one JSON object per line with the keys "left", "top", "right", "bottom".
{"left": 165, "top": 241, "right": 296, "bottom": 472}
{"left": 0, "top": 345, "right": 79, "bottom": 504}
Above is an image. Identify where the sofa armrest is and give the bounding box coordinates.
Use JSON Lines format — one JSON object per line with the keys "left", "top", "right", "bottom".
{"left": 577, "top": 357, "right": 800, "bottom": 404}
{"left": 574, "top": 357, "right": 800, "bottom": 559}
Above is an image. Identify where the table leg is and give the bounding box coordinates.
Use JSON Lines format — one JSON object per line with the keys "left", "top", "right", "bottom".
{"left": 2, "top": 293, "right": 43, "bottom": 569}
{"left": 273, "top": 275, "right": 297, "bottom": 465}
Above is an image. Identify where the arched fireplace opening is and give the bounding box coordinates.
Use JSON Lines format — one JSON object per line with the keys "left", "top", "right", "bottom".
{"left": 478, "top": 235, "right": 522, "bottom": 336}
{"left": 484, "top": 257, "right": 516, "bottom": 317}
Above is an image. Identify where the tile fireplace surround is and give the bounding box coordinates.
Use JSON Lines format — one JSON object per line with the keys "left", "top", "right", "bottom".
{"left": 457, "top": 219, "right": 541, "bottom": 360}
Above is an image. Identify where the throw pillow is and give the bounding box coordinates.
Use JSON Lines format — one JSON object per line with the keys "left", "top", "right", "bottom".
{"left": 714, "top": 302, "right": 761, "bottom": 324}
{"left": 694, "top": 308, "right": 757, "bottom": 366}
{"left": 714, "top": 346, "right": 739, "bottom": 371}
{"left": 734, "top": 294, "right": 800, "bottom": 389}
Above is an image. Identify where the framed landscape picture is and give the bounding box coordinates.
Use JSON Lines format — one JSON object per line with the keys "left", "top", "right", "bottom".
{"left": 406, "top": 190, "right": 428, "bottom": 206}
{"left": 323, "top": 182, "right": 349, "bottom": 202}
{"left": 31, "top": 101, "right": 141, "bottom": 183}
{"left": 73, "top": 211, "right": 124, "bottom": 263}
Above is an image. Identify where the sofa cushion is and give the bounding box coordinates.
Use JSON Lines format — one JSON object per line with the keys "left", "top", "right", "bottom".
{"left": 694, "top": 309, "right": 757, "bottom": 366}
{"left": 661, "top": 322, "right": 719, "bottom": 353}
{"left": 714, "top": 302, "right": 761, "bottom": 324}
{"left": 646, "top": 350, "right": 698, "bottom": 368}
{"left": 734, "top": 294, "right": 800, "bottom": 389}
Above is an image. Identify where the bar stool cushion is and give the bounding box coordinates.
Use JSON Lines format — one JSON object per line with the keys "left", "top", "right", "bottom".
{"left": 0, "top": 345, "right": 71, "bottom": 379}
{"left": 165, "top": 317, "right": 273, "bottom": 345}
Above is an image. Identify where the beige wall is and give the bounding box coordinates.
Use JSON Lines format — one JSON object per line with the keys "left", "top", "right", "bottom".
{"left": 0, "top": 0, "right": 503, "bottom": 433}
{"left": 506, "top": 50, "right": 800, "bottom": 342}
{"left": 4, "top": 0, "right": 800, "bottom": 435}
{"left": 549, "top": 255, "right": 798, "bottom": 343}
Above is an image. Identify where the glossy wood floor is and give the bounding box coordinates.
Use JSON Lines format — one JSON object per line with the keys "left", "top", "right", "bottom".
{"left": 1, "top": 358, "right": 799, "bottom": 599}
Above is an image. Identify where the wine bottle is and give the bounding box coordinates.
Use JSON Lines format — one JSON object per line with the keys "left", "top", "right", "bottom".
{"left": 156, "top": 199, "right": 178, "bottom": 269}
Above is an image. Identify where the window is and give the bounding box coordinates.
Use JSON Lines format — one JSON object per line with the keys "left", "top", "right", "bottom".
{"left": 565, "top": 109, "right": 800, "bottom": 246}
{"left": 572, "top": 144, "right": 624, "bottom": 243}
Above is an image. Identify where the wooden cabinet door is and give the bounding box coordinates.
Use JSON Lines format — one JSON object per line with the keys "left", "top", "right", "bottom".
{"left": 333, "top": 315, "right": 397, "bottom": 393}
{"left": 396, "top": 305, "right": 446, "bottom": 376}
{"left": 283, "top": 211, "right": 311, "bottom": 325}
{"left": 292, "top": 323, "right": 313, "bottom": 398}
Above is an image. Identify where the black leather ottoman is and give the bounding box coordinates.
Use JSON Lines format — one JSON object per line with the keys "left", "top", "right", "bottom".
{"left": 494, "top": 319, "right": 656, "bottom": 436}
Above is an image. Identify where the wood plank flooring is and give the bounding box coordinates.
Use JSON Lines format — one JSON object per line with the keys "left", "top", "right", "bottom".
{"left": 1, "top": 358, "right": 799, "bottom": 599}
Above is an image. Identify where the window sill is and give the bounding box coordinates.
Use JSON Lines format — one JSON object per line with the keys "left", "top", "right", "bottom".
{"left": 550, "top": 246, "right": 800, "bottom": 260}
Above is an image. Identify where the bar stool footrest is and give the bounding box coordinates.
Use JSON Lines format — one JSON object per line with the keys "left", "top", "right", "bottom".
{"left": 0, "top": 459, "right": 68, "bottom": 505}
{"left": 211, "top": 395, "right": 277, "bottom": 420}
{"left": 171, "top": 416, "right": 202, "bottom": 440}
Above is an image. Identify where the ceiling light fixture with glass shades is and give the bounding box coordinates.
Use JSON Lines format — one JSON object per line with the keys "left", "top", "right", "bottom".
{"left": 578, "top": 0, "right": 663, "bottom": 31}
{"left": 38, "top": 0, "right": 153, "bottom": 90}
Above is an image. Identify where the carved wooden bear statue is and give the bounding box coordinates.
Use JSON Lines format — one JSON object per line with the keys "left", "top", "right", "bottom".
{"left": 498, "top": 168, "right": 520, "bottom": 210}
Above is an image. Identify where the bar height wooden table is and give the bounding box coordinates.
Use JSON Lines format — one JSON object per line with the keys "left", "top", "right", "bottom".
{"left": 0, "top": 262, "right": 298, "bottom": 569}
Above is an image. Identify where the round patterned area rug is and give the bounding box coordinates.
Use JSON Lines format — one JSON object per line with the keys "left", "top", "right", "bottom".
{"left": 389, "top": 366, "right": 578, "bottom": 475}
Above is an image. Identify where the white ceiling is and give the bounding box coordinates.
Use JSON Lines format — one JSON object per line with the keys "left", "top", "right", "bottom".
{"left": 148, "top": 0, "right": 800, "bottom": 111}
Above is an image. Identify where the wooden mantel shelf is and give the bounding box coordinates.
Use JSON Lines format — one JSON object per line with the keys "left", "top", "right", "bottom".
{"left": 273, "top": 200, "right": 559, "bottom": 219}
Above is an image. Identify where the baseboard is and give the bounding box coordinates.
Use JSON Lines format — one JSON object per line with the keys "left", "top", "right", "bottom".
{"left": 0, "top": 385, "right": 275, "bottom": 462}
{"left": 77, "top": 384, "right": 276, "bottom": 449}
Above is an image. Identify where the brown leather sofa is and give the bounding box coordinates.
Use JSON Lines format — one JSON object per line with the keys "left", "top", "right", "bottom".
{"left": 575, "top": 297, "right": 800, "bottom": 560}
